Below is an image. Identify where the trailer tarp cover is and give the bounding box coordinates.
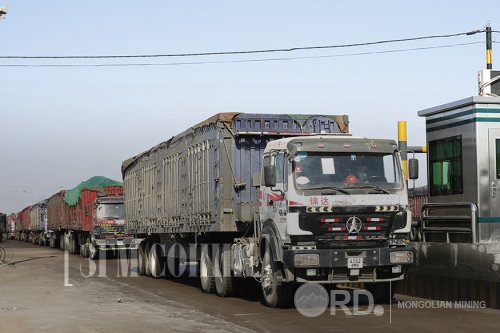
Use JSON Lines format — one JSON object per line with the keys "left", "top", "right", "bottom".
{"left": 65, "top": 176, "right": 122, "bottom": 206}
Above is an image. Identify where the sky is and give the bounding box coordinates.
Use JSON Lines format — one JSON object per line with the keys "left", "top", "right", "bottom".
{"left": 0, "top": 1, "right": 498, "bottom": 213}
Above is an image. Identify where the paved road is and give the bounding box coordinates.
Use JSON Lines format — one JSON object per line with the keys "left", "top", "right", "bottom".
{"left": 1, "top": 240, "right": 499, "bottom": 333}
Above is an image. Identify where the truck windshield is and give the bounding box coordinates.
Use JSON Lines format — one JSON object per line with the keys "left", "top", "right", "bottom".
{"left": 292, "top": 152, "right": 402, "bottom": 192}
{"left": 97, "top": 203, "right": 124, "bottom": 219}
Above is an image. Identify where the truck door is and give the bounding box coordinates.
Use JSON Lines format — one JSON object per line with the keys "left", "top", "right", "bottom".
{"left": 261, "top": 153, "right": 287, "bottom": 239}
{"left": 489, "top": 129, "right": 500, "bottom": 220}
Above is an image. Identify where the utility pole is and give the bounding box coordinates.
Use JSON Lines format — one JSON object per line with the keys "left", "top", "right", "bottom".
{"left": 486, "top": 26, "right": 492, "bottom": 69}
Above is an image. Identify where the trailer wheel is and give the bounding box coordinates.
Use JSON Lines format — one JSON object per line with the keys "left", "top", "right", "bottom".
{"left": 149, "top": 243, "right": 164, "bottom": 278}
{"left": 260, "top": 250, "right": 292, "bottom": 308}
{"left": 365, "top": 282, "right": 396, "bottom": 304}
{"left": 213, "top": 245, "right": 233, "bottom": 297}
{"left": 144, "top": 242, "right": 152, "bottom": 277}
{"left": 138, "top": 244, "right": 147, "bottom": 275}
{"left": 200, "top": 245, "right": 215, "bottom": 294}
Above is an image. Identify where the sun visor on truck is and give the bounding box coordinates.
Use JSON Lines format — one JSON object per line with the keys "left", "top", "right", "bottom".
{"left": 287, "top": 137, "right": 398, "bottom": 157}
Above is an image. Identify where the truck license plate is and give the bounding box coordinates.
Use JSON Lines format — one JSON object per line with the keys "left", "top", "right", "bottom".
{"left": 347, "top": 257, "right": 363, "bottom": 269}
{"left": 117, "top": 240, "right": 124, "bottom": 246}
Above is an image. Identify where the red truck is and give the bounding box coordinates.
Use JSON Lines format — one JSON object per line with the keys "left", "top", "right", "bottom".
{"left": 15, "top": 206, "right": 31, "bottom": 241}
{"left": 47, "top": 176, "right": 139, "bottom": 258}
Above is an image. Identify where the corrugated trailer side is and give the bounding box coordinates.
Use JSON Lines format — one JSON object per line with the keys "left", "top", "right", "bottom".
{"left": 47, "top": 191, "right": 67, "bottom": 248}
{"left": 123, "top": 113, "right": 348, "bottom": 238}
{"left": 47, "top": 191, "right": 67, "bottom": 230}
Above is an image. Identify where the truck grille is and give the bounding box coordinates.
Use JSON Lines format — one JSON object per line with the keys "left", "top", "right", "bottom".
{"left": 297, "top": 206, "right": 403, "bottom": 248}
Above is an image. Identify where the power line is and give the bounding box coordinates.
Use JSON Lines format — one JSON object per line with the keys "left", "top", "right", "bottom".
{"left": 0, "top": 29, "right": 484, "bottom": 60}
{"left": 0, "top": 41, "right": 483, "bottom": 67}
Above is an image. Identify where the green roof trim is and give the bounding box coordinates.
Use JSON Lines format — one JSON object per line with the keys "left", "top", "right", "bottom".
{"left": 64, "top": 176, "right": 123, "bottom": 206}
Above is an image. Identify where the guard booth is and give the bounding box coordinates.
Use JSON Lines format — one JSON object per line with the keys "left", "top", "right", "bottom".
{"left": 418, "top": 96, "right": 500, "bottom": 243}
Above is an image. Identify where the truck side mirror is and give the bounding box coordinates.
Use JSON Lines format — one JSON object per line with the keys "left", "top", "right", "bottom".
{"left": 263, "top": 165, "right": 276, "bottom": 187}
{"left": 408, "top": 158, "right": 419, "bottom": 180}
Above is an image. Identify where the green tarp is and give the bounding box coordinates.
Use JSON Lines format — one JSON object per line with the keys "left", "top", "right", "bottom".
{"left": 64, "top": 176, "right": 122, "bottom": 206}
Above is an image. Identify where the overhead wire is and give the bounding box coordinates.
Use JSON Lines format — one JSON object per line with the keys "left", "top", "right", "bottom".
{"left": 0, "top": 41, "right": 485, "bottom": 68}
{"left": 0, "top": 29, "right": 485, "bottom": 60}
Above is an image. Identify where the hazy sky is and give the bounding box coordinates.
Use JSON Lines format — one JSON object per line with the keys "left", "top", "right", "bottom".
{"left": 0, "top": 1, "right": 497, "bottom": 213}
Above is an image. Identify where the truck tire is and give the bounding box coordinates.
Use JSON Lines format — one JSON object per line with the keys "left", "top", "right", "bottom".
{"left": 261, "top": 250, "right": 292, "bottom": 308}
{"left": 199, "top": 245, "right": 215, "bottom": 294}
{"left": 144, "top": 242, "right": 152, "bottom": 277}
{"left": 365, "top": 282, "right": 396, "bottom": 304}
{"left": 149, "top": 243, "right": 164, "bottom": 278}
{"left": 138, "top": 245, "right": 146, "bottom": 276}
{"left": 410, "top": 227, "right": 418, "bottom": 241}
{"left": 213, "top": 245, "right": 233, "bottom": 297}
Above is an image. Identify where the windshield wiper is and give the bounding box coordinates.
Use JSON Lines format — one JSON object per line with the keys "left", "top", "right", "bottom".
{"left": 307, "top": 186, "right": 351, "bottom": 195}
{"left": 349, "top": 185, "right": 389, "bottom": 194}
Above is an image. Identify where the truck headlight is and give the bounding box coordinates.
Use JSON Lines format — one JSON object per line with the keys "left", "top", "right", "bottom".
{"left": 294, "top": 253, "right": 319, "bottom": 267}
{"left": 390, "top": 251, "right": 413, "bottom": 264}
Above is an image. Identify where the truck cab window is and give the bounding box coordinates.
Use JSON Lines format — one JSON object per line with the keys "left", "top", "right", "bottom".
{"left": 275, "top": 153, "right": 285, "bottom": 185}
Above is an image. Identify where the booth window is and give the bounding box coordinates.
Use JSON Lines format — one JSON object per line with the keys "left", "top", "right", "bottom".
{"left": 429, "top": 135, "right": 463, "bottom": 196}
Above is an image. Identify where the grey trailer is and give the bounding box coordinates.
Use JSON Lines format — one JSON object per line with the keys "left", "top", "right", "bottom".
{"left": 122, "top": 113, "right": 347, "bottom": 238}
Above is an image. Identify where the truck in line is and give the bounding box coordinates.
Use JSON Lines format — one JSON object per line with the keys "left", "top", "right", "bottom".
{"left": 122, "top": 113, "right": 415, "bottom": 307}
{"left": 29, "top": 200, "right": 48, "bottom": 246}
{"left": 47, "top": 176, "right": 139, "bottom": 258}
{"left": 15, "top": 206, "right": 31, "bottom": 242}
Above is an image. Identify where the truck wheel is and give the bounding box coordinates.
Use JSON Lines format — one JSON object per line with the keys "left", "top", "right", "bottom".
{"left": 149, "top": 243, "right": 164, "bottom": 278}
{"left": 260, "top": 251, "right": 292, "bottom": 308}
{"left": 410, "top": 227, "right": 417, "bottom": 241}
{"left": 213, "top": 245, "right": 233, "bottom": 297}
{"left": 144, "top": 242, "right": 152, "bottom": 277}
{"left": 138, "top": 245, "right": 146, "bottom": 275}
{"left": 365, "top": 282, "right": 396, "bottom": 304}
{"left": 199, "top": 245, "right": 215, "bottom": 294}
